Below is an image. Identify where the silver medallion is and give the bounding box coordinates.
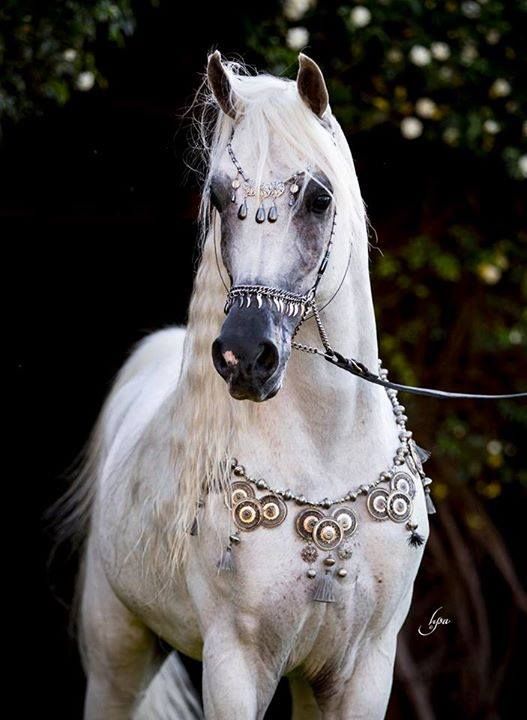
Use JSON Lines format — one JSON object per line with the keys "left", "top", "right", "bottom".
{"left": 390, "top": 472, "right": 416, "bottom": 499}
{"left": 366, "top": 488, "right": 390, "bottom": 521}
{"left": 312, "top": 518, "right": 344, "bottom": 551}
{"left": 332, "top": 506, "right": 358, "bottom": 538}
{"left": 295, "top": 508, "right": 325, "bottom": 540}
{"left": 387, "top": 491, "right": 413, "bottom": 523}
{"left": 259, "top": 494, "right": 288, "bottom": 528}
{"left": 233, "top": 498, "right": 262, "bottom": 531}
{"left": 230, "top": 481, "right": 255, "bottom": 506}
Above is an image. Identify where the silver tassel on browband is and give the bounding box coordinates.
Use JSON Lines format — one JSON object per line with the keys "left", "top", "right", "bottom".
{"left": 227, "top": 140, "right": 303, "bottom": 223}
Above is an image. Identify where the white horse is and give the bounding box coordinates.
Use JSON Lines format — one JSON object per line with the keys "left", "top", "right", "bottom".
{"left": 65, "top": 52, "right": 430, "bottom": 719}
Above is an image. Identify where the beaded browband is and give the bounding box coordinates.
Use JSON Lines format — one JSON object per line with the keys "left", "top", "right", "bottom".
{"left": 227, "top": 137, "right": 306, "bottom": 224}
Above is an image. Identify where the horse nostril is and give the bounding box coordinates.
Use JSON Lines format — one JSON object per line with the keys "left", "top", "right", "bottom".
{"left": 254, "top": 341, "right": 279, "bottom": 376}
{"left": 212, "top": 338, "right": 230, "bottom": 378}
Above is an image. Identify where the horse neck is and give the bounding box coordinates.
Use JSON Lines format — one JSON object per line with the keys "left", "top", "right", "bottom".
{"left": 239, "top": 250, "right": 400, "bottom": 498}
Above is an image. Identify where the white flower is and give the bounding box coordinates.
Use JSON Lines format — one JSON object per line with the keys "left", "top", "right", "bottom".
{"left": 431, "top": 42, "right": 450, "bottom": 61}
{"left": 350, "top": 6, "right": 371, "bottom": 28}
{"left": 461, "top": 43, "right": 478, "bottom": 64}
{"left": 387, "top": 48, "right": 403, "bottom": 63}
{"left": 461, "top": 1, "right": 481, "bottom": 18}
{"left": 519, "top": 154, "right": 527, "bottom": 178}
{"left": 409, "top": 45, "right": 431, "bottom": 67}
{"left": 63, "top": 49, "right": 77, "bottom": 62}
{"left": 486, "top": 29, "right": 500, "bottom": 45}
{"left": 439, "top": 66, "right": 454, "bottom": 81}
{"left": 486, "top": 440, "right": 502, "bottom": 455}
{"left": 415, "top": 98, "right": 437, "bottom": 119}
{"left": 477, "top": 262, "right": 501, "bottom": 284}
{"left": 283, "top": 0, "right": 314, "bottom": 22}
{"left": 286, "top": 26, "right": 309, "bottom": 50}
{"left": 509, "top": 328, "right": 523, "bottom": 345}
{"left": 443, "top": 126, "right": 460, "bottom": 145}
{"left": 401, "top": 117, "right": 423, "bottom": 139}
{"left": 76, "top": 71, "right": 95, "bottom": 91}
{"left": 483, "top": 119, "right": 500, "bottom": 134}
{"left": 490, "top": 78, "right": 511, "bottom": 98}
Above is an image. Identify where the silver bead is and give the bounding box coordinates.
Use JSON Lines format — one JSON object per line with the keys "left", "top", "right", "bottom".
{"left": 359, "top": 484, "right": 369, "bottom": 495}
{"left": 349, "top": 492, "right": 358, "bottom": 501}
{"left": 230, "top": 457, "right": 238, "bottom": 469}
{"left": 233, "top": 465, "right": 245, "bottom": 477}
{"left": 337, "top": 568, "right": 348, "bottom": 578}
{"left": 283, "top": 489, "right": 292, "bottom": 500}
{"left": 406, "top": 521, "right": 418, "bottom": 531}
{"left": 296, "top": 495, "right": 307, "bottom": 505}
{"left": 379, "top": 471, "right": 392, "bottom": 482}
{"left": 394, "top": 458, "right": 404, "bottom": 465}
{"left": 324, "top": 555, "right": 336, "bottom": 567}
{"left": 321, "top": 498, "right": 332, "bottom": 509}
{"left": 256, "top": 479, "right": 267, "bottom": 490}
{"left": 307, "top": 569, "right": 317, "bottom": 579}
{"left": 422, "top": 477, "right": 432, "bottom": 487}
{"left": 229, "top": 533, "right": 241, "bottom": 544}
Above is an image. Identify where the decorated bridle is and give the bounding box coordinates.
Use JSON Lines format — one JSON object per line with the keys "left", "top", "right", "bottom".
{"left": 218, "top": 137, "right": 527, "bottom": 401}
{"left": 221, "top": 134, "right": 341, "bottom": 354}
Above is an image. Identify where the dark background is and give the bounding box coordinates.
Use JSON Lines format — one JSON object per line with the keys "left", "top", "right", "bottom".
{"left": 8, "top": 1, "right": 526, "bottom": 718}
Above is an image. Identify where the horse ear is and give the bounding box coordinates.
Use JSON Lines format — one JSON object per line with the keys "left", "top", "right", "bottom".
{"left": 296, "top": 53, "right": 329, "bottom": 118}
{"left": 207, "top": 50, "right": 237, "bottom": 119}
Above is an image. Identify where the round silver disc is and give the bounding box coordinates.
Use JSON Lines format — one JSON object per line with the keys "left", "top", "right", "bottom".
{"left": 390, "top": 472, "right": 416, "bottom": 499}
{"left": 233, "top": 498, "right": 262, "bottom": 531}
{"left": 366, "top": 488, "right": 390, "bottom": 521}
{"left": 387, "top": 491, "right": 413, "bottom": 523}
{"left": 230, "top": 481, "right": 255, "bottom": 506}
{"left": 259, "top": 494, "right": 288, "bottom": 528}
{"left": 312, "top": 518, "right": 344, "bottom": 551}
{"left": 295, "top": 508, "right": 325, "bottom": 540}
{"left": 331, "top": 506, "right": 358, "bottom": 538}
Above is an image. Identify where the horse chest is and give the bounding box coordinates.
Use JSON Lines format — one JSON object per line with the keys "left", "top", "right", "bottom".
{"left": 182, "top": 501, "right": 425, "bottom": 670}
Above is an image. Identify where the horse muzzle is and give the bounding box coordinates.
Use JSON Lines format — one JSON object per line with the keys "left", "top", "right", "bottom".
{"left": 212, "top": 304, "right": 292, "bottom": 401}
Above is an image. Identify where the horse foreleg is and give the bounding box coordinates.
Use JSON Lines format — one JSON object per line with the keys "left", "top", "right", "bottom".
{"left": 81, "top": 541, "right": 163, "bottom": 720}
{"left": 202, "top": 624, "right": 279, "bottom": 720}
{"left": 315, "top": 633, "right": 398, "bottom": 720}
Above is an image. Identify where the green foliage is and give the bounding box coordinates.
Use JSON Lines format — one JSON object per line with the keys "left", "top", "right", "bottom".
{"left": 0, "top": 0, "right": 137, "bottom": 122}
{"left": 248, "top": 0, "right": 527, "bottom": 179}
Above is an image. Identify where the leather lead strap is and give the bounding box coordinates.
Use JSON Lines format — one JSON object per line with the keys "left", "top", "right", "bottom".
{"left": 325, "top": 351, "right": 527, "bottom": 401}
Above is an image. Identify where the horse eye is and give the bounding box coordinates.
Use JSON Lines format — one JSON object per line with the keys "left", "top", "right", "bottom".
{"left": 310, "top": 194, "right": 332, "bottom": 214}
{"left": 209, "top": 186, "right": 222, "bottom": 212}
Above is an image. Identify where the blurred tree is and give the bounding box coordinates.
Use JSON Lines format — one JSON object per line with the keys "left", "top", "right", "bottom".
{"left": 248, "top": 0, "right": 527, "bottom": 178}
{"left": 0, "top": 0, "right": 141, "bottom": 123}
